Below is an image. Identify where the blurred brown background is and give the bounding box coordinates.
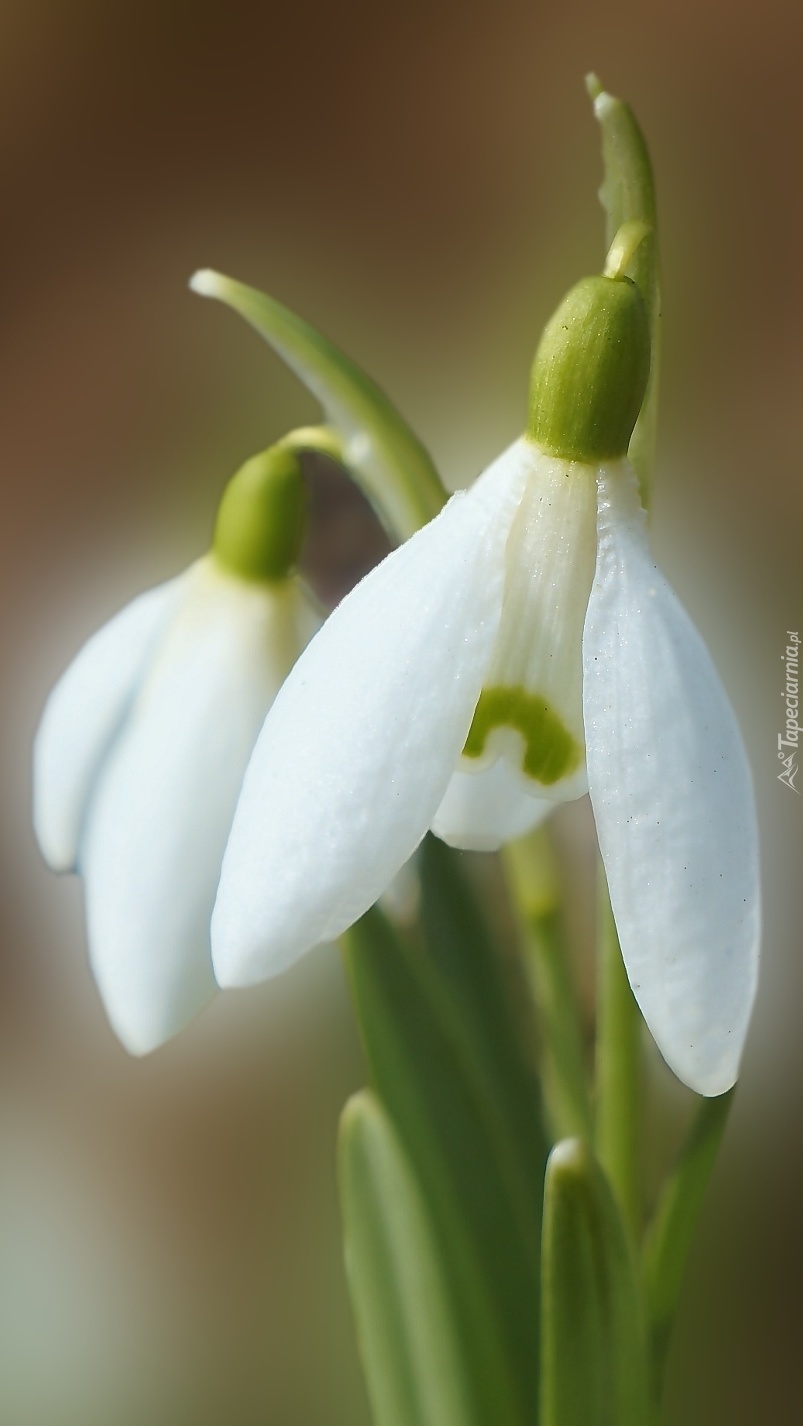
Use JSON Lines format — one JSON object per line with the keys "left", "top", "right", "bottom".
{"left": 1, "top": 1, "right": 801, "bottom": 1422}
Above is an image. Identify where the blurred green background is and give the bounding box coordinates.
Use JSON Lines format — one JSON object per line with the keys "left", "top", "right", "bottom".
{"left": 1, "top": 1, "right": 801, "bottom": 1422}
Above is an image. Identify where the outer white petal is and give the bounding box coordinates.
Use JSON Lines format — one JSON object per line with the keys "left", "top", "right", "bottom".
{"left": 432, "top": 760, "right": 553, "bottom": 851}
{"left": 81, "top": 561, "right": 316, "bottom": 1054}
{"left": 583, "top": 464, "right": 760, "bottom": 1096}
{"left": 33, "top": 576, "right": 185, "bottom": 872}
{"left": 213, "top": 442, "right": 531, "bottom": 986}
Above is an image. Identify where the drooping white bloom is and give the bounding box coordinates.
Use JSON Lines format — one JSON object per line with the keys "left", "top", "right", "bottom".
{"left": 212, "top": 273, "right": 760, "bottom": 1097}
{"left": 34, "top": 451, "right": 321, "bottom": 1054}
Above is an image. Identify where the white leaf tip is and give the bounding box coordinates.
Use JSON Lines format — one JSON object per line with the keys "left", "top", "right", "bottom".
{"left": 594, "top": 91, "right": 616, "bottom": 119}
{"left": 547, "top": 1138, "right": 588, "bottom": 1178}
{"left": 189, "top": 268, "right": 224, "bottom": 298}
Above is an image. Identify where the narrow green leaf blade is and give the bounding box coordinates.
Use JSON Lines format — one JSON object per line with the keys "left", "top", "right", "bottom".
{"left": 541, "top": 1139, "right": 656, "bottom": 1426}
{"left": 343, "top": 906, "right": 537, "bottom": 1426}
{"left": 339, "top": 1091, "right": 483, "bottom": 1426}
{"left": 586, "top": 75, "right": 661, "bottom": 502}
{"left": 419, "top": 835, "right": 549, "bottom": 1205}
{"left": 643, "top": 1088, "right": 734, "bottom": 1385}
{"left": 190, "top": 268, "right": 446, "bottom": 538}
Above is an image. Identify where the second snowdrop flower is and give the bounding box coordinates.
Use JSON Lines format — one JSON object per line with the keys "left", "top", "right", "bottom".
{"left": 34, "top": 442, "right": 321, "bottom": 1053}
{"left": 213, "top": 238, "right": 760, "bottom": 1098}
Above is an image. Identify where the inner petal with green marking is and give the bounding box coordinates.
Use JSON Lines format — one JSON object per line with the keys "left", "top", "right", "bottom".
{"left": 457, "top": 442, "right": 600, "bottom": 800}
{"left": 463, "top": 685, "right": 582, "bottom": 784}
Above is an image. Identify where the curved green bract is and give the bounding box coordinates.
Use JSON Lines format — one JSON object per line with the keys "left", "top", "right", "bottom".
{"left": 190, "top": 269, "right": 447, "bottom": 541}
{"left": 586, "top": 75, "right": 661, "bottom": 506}
{"left": 463, "top": 686, "right": 581, "bottom": 785}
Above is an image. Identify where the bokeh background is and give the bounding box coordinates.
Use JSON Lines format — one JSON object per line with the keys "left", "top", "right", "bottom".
{"left": 1, "top": 1, "right": 801, "bottom": 1422}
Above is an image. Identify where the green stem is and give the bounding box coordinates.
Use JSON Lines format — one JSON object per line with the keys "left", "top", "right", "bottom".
{"left": 642, "top": 1089, "right": 735, "bottom": 1390}
{"left": 503, "top": 830, "right": 593, "bottom": 1145}
{"left": 594, "top": 865, "right": 642, "bottom": 1240}
{"left": 528, "top": 910, "right": 594, "bottom": 1145}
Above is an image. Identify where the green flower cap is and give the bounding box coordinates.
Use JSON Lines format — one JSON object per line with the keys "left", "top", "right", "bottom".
{"left": 527, "top": 228, "right": 651, "bottom": 464}
{"left": 212, "top": 443, "right": 307, "bottom": 583}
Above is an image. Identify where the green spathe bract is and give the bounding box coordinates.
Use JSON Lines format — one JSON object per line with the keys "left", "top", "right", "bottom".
{"left": 587, "top": 75, "right": 661, "bottom": 503}
{"left": 463, "top": 686, "right": 582, "bottom": 785}
{"left": 527, "top": 273, "right": 650, "bottom": 464}
{"left": 213, "top": 445, "right": 307, "bottom": 583}
{"left": 191, "top": 269, "right": 446, "bottom": 542}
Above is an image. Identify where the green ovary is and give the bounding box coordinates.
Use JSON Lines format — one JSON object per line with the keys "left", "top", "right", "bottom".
{"left": 463, "top": 686, "right": 581, "bottom": 785}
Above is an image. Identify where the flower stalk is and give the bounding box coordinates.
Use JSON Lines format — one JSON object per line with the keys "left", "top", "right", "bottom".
{"left": 502, "top": 830, "right": 593, "bottom": 1144}
{"left": 643, "top": 1088, "right": 735, "bottom": 1387}
{"left": 595, "top": 868, "right": 643, "bottom": 1240}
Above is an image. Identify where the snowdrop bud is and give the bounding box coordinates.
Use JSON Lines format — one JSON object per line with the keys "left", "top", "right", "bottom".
{"left": 527, "top": 268, "right": 650, "bottom": 464}
{"left": 212, "top": 444, "right": 307, "bottom": 582}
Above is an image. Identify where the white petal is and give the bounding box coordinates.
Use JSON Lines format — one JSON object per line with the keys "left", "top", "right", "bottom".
{"left": 583, "top": 464, "right": 760, "bottom": 1096}
{"left": 81, "top": 562, "right": 315, "bottom": 1053}
{"left": 213, "top": 442, "right": 531, "bottom": 986}
{"left": 432, "top": 760, "right": 553, "bottom": 851}
{"left": 33, "top": 575, "right": 185, "bottom": 872}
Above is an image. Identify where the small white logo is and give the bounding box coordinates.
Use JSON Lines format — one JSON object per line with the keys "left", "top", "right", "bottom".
{"left": 778, "top": 631, "right": 800, "bottom": 792}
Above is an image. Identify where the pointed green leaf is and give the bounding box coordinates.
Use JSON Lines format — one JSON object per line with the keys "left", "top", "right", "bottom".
{"left": 643, "top": 1088, "right": 734, "bottom": 1385}
{"left": 190, "top": 269, "right": 446, "bottom": 539}
{"left": 339, "top": 1091, "right": 484, "bottom": 1426}
{"left": 586, "top": 75, "right": 661, "bottom": 503}
{"left": 342, "top": 906, "right": 538, "bottom": 1426}
{"left": 419, "top": 835, "right": 549, "bottom": 1203}
{"left": 541, "top": 1139, "right": 655, "bottom": 1426}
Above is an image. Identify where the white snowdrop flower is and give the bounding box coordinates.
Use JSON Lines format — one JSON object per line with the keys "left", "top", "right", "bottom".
{"left": 212, "top": 267, "right": 760, "bottom": 1097}
{"left": 34, "top": 444, "right": 321, "bottom": 1053}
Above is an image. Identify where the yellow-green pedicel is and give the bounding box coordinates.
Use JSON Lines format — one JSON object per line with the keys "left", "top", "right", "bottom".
{"left": 528, "top": 271, "right": 650, "bottom": 465}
